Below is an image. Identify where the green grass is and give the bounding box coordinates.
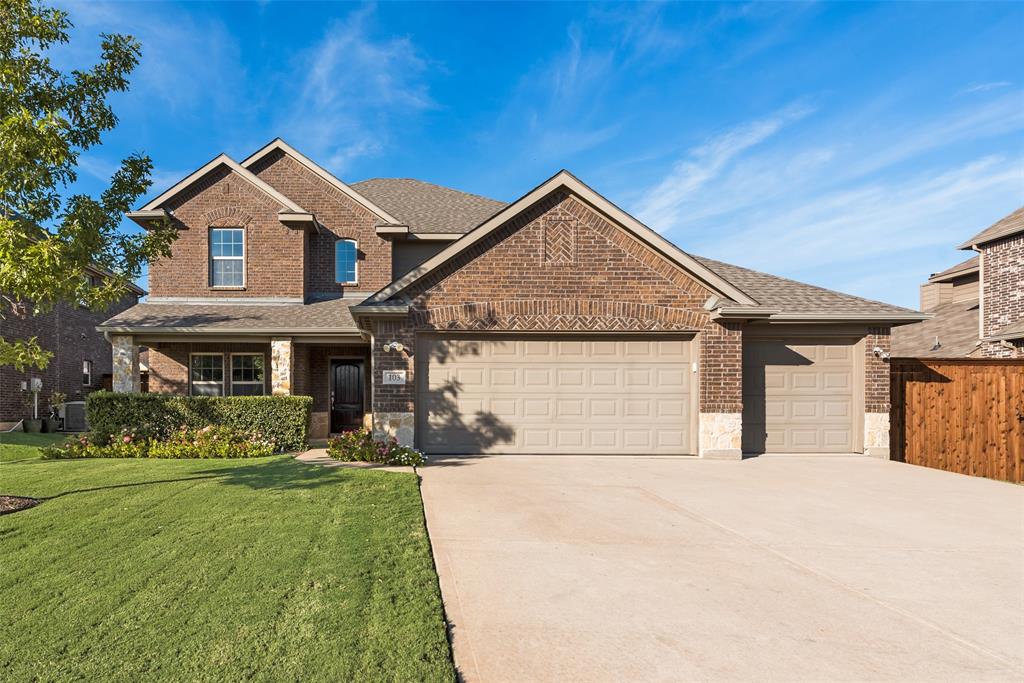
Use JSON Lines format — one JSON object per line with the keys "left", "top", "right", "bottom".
{"left": 0, "top": 431, "right": 64, "bottom": 462}
{"left": 0, "top": 436, "right": 455, "bottom": 682}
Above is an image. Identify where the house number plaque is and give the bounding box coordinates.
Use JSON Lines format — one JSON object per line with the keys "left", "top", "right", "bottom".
{"left": 382, "top": 370, "right": 407, "bottom": 385}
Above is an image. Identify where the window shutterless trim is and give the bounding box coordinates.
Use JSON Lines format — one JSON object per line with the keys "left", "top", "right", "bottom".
{"left": 188, "top": 352, "right": 225, "bottom": 396}
{"left": 209, "top": 227, "right": 246, "bottom": 288}
{"left": 335, "top": 238, "right": 358, "bottom": 285}
{"left": 82, "top": 359, "right": 92, "bottom": 386}
{"left": 229, "top": 352, "right": 266, "bottom": 396}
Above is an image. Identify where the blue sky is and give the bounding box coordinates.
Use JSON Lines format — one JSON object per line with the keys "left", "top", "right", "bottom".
{"left": 55, "top": 1, "right": 1023, "bottom": 308}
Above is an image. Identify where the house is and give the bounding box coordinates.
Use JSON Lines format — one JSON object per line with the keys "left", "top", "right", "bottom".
{"left": 0, "top": 271, "right": 143, "bottom": 425}
{"left": 892, "top": 206, "right": 1024, "bottom": 359}
{"left": 100, "top": 139, "right": 927, "bottom": 458}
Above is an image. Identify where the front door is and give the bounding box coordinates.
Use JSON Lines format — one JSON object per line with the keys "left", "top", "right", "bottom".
{"left": 330, "top": 359, "right": 365, "bottom": 433}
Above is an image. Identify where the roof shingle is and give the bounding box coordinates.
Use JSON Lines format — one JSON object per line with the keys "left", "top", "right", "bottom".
{"left": 351, "top": 178, "right": 506, "bottom": 234}
{"left": 958, "top": 206, "right": 1024, "bottom": 249}
{"left": 691, "top": 255, "right": 921, "bottom": 317}
{"left": 890, "top": 300, "right": 980, "bottom": 357}
{"left": 99, "top": 296, "right": 362, "bottom": 333}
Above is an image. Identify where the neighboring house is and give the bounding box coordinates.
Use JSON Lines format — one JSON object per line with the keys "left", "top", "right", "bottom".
{"left": 893, "top": 206, "right": 1024, "bottom": 358}
{"left": 101, "top": 139, "right": 927, "bottom": 458}
{"left": 0, "top": 271, "right": 144, "bottom": 424}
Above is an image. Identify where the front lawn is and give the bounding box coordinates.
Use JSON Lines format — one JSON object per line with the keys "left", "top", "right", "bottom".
{"left": 0, "top": 436, "right": 455, "bottom": 682}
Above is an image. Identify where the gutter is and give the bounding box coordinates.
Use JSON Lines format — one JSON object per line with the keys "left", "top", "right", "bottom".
{"left": 97, "top": 326, "right": 365, "bottom": 335}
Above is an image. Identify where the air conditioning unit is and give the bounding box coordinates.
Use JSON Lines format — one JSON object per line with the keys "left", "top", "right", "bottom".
{"left": 63, "top": 401, "right": 88, "bottom": 432}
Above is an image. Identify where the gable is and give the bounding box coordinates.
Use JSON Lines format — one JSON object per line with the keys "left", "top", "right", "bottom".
{"left": 363, "top": 170, "right": 754, "bottom": 307}
{"left": 403, "top": 189, "right": 715, "bottom": 331}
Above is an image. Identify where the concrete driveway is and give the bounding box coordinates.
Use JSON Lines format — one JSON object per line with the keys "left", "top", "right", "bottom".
{"left": 419, "top": 455, "right": 1024, "bottom": 682}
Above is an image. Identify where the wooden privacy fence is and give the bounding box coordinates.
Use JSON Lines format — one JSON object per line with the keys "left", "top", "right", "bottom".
{"left": 890, "top": 358, "right": 1024, "bottom": 482}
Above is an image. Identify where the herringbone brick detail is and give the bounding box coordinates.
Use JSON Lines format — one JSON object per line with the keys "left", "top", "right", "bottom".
{"left": 544, "top": 218, "right": 576, "bottom": 265}
{"left": 413, "top": 299, "right": 706, "bottom": 330}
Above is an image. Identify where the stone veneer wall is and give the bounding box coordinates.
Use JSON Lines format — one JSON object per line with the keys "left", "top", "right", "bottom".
{"left": 111, "top": 335, "right": 140, "bottom": 393}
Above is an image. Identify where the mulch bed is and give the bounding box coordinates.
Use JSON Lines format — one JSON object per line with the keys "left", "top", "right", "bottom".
{"left": 0, "top": 495, "right": 40, "bottom": 515}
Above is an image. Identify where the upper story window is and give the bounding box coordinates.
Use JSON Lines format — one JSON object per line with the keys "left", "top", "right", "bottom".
{"left": 335, "top": 239, "right": 357, "bottom": 284}
{"left": 82, "top": 359, "right": 92, "bottom": 386}
{"left": 210, "top": 228, "right": 244, "bottom": 287}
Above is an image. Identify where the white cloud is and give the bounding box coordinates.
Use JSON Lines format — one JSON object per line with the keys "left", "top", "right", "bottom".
{"left": 959, "top": 81, "right": 1012, "bottom": 95}
{"left": 279, "top": 5, "right": 434, "bottom": 174}
{"left": 634, "top": 103, "right": 816, "bottom": 231}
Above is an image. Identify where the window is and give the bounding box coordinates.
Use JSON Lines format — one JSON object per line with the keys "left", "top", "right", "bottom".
{"left": 335, "top": 239, "right": 357, "bottom": 284}
{"left": 82, "top": 359, "right": 92, "bottom": 386}
{"left": 190, "top": 354, "right": 224, "bottom": 396}
{"left": 231, "top": 354, "right": 265, "bottom": 396}
{"left": 210, "top": 228, "right": 244, "bottom": 287}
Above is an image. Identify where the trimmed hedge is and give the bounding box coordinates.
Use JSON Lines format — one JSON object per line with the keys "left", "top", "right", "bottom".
{"left": 86, "top": 392, "right": 312, "bottom": 451}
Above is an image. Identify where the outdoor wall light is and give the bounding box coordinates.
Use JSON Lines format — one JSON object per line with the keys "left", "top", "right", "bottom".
{"left": 383, "top": 341, "right": 405, "bottom": 353}
{"left": 872, "top": 346, "right": 891, "bottom": 361}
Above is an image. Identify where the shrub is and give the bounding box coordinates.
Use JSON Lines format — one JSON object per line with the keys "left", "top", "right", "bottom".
{"left": 326, "top": 429, "right": 426, "bottom": 467}
{"left": 41, "top": 426, "right": 278, "bottom": 460}
{"left": 85, "top": 392, "right": 311, "bottom": 451}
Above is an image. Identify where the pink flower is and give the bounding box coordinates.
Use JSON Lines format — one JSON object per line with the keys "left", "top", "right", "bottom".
{"left": 122, "top": 435, "right": 132, "bottom": 444}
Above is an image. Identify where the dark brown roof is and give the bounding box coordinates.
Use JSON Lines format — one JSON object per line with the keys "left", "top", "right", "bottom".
{"left": 99, "top": 296, "right": 361, "bottom": 333}
{"left": 692, "top": 255, "right": 921, "bottom": 318}
{"left": 351, "top": 178, "right": 506, "bottom": 234}
{"left": 958, "top": 206, "right": 1024, "bottom": 249}
{"left": 929, "top": 255, "right": 979, "bottom": 283}
{"left": 891, "top": 300, "right": 980, "bottom": 358}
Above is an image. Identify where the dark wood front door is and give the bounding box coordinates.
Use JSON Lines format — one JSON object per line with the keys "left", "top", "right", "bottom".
{"left": 330, "top": 360, "right": 365, "bottom": 433}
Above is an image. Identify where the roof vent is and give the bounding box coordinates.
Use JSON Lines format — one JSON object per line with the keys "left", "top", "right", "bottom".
{"left": 931, "top": 336, "right": 942, "bottom": 352}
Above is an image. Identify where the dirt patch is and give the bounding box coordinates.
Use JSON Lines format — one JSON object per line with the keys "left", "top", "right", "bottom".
{"left": 0, "top": 496, "right": 40, "bottom": 515}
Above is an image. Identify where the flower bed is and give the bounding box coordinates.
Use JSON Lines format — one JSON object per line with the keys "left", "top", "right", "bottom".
{"left": 326, "top": 429, "right": 426, "bottom": 467}
{"left": 41, "top": 425, "right": 278, "bottom": 460}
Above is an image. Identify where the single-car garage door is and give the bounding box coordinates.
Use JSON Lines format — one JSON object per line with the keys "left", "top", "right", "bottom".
{"left": 742, "top": 339, "right": 860, "bottom": 453}
{"left": 417, "top": 335, "right": 695, "bottom": 455}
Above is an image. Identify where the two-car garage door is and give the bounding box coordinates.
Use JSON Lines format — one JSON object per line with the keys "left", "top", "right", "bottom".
{"left": 417, "top": 336, "right": 695, "bottom": 455}
{"left": 742, "top": 339, "right": 860, "bottom": 453}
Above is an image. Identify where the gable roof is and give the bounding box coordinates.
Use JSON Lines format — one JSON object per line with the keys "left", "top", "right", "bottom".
{"left": 359, "top": 170, "right": 756, "bottom": 307}
{"left": 928, "top": 255, "right": 979, "bottom": 283}
{"left": 351, "top": 178, "right": 507, "bottom": 234}
{"left": 240, "top": 138, "right": 403, "bottom": 226}
{"left": 989, "top": 319, "right": 1024, "bottom": 341}
{"left": 958, "top": 206, "right": 1024, "bottom": 250}
{"left": 691, "top": 255, "right": 926, "bottom": 321}
{"left": 137, "top": 154, "right": 307, "bottom": 214}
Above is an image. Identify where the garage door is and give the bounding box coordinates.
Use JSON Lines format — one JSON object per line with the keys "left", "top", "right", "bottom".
{"left": 742, "top": 339, "right": 858, "bottom": 453}
{"left": 417, "top": 336, "right": 694, "bottom": 455}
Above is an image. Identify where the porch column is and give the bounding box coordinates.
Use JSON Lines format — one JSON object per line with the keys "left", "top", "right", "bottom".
{"left": 270, "top": 337, "right": 294, "bottom": 396}
{"left": 111, "top": 335, "right": 140, "bottom": 393}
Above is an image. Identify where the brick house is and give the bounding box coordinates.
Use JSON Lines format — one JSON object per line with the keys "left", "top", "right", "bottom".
{"left": 102, "top": 139, "right": 927, "bottom": 458}
{"left": 0, "top": 273, "right": 143, "bottom": 424}
{"left": 893, "top": 206, "right": 1024, "bottom": 358}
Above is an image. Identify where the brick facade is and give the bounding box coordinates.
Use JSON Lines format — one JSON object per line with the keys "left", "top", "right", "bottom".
{"left": 864, "top": 327, "right": 892, "bottom": 413}
{"left": 979, "top": 234, "right": 1023, "bottom": 358}
{"left": 366, "top": 190, "right": 745, "bottom": 421}
{"left": 699, "top": 321, "right": 743, "bottom": 413}
{"left": 248, "top": 149, "right": 392, "bottom": 294}
{"left": 0, "top": 296, "right": 137, "bottom": 421}
{"left": 149, "top": 166, "right": 306, "bottom": 299}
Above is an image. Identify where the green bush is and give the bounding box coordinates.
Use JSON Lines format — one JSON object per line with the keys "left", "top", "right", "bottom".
{"left": 86, "top": 392, "right": 311, "bottom": 451}
{"left": 41, "top": 426, "right": 278, "bottom": 460}
{"left": 327, "top": 429, "right": 426, "bottom": 467}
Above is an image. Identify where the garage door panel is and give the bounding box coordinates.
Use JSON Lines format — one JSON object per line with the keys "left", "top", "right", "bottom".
{"left": 419, "top": 336, "right": 693, "bottom": 455}
{"left": 743, "top": 339, "right": 858, "bottom": 454}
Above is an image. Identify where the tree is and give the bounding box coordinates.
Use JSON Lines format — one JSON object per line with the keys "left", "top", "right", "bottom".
{"left": 0, "top": 0, "right": 176, "bottom": 371}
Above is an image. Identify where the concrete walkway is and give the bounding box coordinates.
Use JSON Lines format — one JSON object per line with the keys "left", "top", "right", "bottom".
{"left": 293, "top": 448, "right": 412, "bottom": 473}
{"left": 419, "top": 455, "right": 1024, "bottom": 682}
